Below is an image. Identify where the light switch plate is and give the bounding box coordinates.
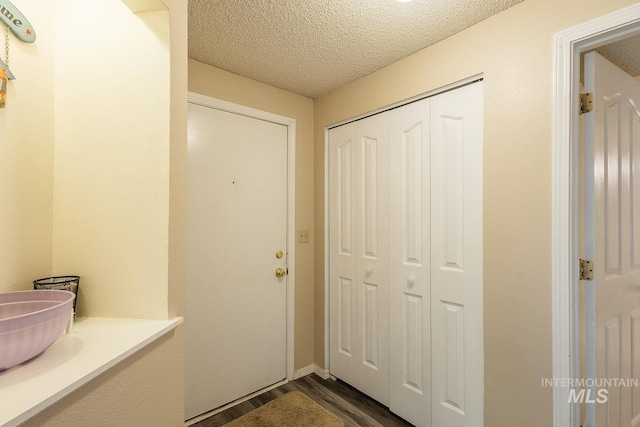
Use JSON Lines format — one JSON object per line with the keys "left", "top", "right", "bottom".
{"left": 297, "top": 230, "right": 310, "bottom": 243}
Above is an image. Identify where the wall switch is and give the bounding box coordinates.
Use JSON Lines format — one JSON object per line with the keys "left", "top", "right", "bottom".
{"left": 297, "top": 229, "right": 310, "bottom": 243}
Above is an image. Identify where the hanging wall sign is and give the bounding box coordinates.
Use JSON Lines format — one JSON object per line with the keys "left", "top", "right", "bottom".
{"left": 0, "top": 57, "right": 14, "bottom": 80}
{"left": 0, "top": 67, "right": 7, "bottom": 108}
{"left": 0, "top": 0, "right": 35, "bottom": 43}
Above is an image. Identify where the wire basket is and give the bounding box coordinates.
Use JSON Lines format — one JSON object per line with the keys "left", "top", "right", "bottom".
{"left": 33, "top": 276, "right": 80, "bottom": 311}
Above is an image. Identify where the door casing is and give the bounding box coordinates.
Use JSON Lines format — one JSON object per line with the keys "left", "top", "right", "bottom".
{"left": 553, "top": 4, "right": 640, "bottom": 426}
{"left": 187, "top": 91, "right": 296, "bottom": 382}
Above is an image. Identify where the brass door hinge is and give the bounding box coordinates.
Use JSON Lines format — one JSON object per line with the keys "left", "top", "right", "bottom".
{"left": 580, "top": 92, "right": 593, "bottom": 115}
{"left": 580, "top": 259, "right": 594, "bottom": 281}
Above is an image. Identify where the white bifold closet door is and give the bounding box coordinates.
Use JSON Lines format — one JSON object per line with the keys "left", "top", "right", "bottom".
{"left": 329, "top": 112, "right": 391, "bottom": 406}
{"left": 388, "top": 96, "right": 432, "bottom": 426}
{"left": 428, "top": 82, "right": 483, "bottom": 426}
{"left": 329, "top": 81, "right": 483, "bottom": 427}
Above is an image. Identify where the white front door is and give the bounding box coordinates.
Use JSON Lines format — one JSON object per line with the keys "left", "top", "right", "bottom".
{"left": 185, "top": 103, "right": 288, "bottom": 420}
{"left": 584, "top": 51, "right": 640, "bottom": 426}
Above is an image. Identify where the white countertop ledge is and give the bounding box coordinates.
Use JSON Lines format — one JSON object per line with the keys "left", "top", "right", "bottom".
{"left": 0, "top": 316, "right": 183, "bottom": 427}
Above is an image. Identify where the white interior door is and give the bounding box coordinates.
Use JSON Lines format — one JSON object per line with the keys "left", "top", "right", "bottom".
{"left": 186, "top": 103, "right": 288, "bottom": 420}
{"left": 388, "top": 84, "right": 484, "bottom": 427}
{"left": 328, "top": 81, "right": 483, "bottom": 427}
{"left": 329, "top": 121, "right": 358, "bottom": 388}
{"left": 429, "top": 82, "right": 484, "bottom": 426}
{"left": 389, "top": 97, "right": 432, "bottom": 426}
{"left": 329, "top": 112, "right": 390, "bottom": 405}
{"left": 584, "top": 51, "right": 640, "bottom": 427}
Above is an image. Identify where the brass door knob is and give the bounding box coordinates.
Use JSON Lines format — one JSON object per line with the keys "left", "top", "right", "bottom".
{"left": 275, "top": 268, "right": 286, "bottom": 278}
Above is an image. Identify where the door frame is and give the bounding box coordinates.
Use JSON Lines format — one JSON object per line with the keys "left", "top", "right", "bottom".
{"left": 187, "top": 92, "right": 296, "bottom": 382}
{"left": 552, "top": 4, "right": 640, "bottom": 426}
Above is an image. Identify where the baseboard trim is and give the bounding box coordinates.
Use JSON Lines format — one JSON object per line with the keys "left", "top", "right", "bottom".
{"left": 293, "top": 364, "right": 330, "bottom": 380}
{"left": 293, "top": 365, "right": 314, "bottom": 379}
{"left": 313, "top": 364, "right": 330, "bottom": 379}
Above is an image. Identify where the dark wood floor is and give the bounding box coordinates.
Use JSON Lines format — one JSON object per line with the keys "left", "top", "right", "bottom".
{"left": 191, "top": 374, "right": 415, "bottom": 427}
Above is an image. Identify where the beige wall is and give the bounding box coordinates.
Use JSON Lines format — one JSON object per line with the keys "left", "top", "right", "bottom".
{"left": 188, "top": 58, "right": 315, "bottom": 370}
{"left": 10, "top": 0, "right": 187, "bottom": 425}
{"left": 167, "top": 0, "right": 188, "bottom": 321}
{"left": 314, "top": 0, "right": 639, "bottom": 425}
{"left": 51, "top": 0, "right": 170, "bottom": 319}
{"left": 0, "top": 0, "right": 55, "bottom": 294}
{"left": 24, "top": 330, "right": 184, "bottom": 427}
{"left": 8, "top": 0, "right": 640, "bottom": 425}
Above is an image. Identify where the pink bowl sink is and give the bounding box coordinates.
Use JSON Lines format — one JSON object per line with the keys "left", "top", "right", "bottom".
{"left": 0, "top": 290, "right": 75, "bottom": 371}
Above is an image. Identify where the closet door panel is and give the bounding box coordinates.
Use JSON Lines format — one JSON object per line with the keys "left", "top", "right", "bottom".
{"left": 330, "top": 81, "right": 484, "bottom": 427}
{"left": 389, "top": 98, "right": 432, "bottom": 426}
{"left": 329, "top": 113, "right": 390, "bottom": 405}
{"left": 329, "top": 124, "right": 358, "bottom": 386}
{"left": 430, "top": 82, "right": 484, "bottom": 427}
{"left": 356, "top": 113, "right": 390, "bottom": 405}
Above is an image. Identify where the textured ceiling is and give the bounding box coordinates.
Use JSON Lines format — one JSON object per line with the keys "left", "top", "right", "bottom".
{"left": 596, "top": 34, "right": 640, "bottom": 78}
{"left": 189, "top": 0, "right": 525, "bottom": 98}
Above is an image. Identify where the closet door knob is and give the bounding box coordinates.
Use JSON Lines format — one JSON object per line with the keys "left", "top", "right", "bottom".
{"left": 407, "top": 276, "right": 415, "bottom": 287}
{"left": 365, "top": 268, "right": 373, "bottom": 277}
